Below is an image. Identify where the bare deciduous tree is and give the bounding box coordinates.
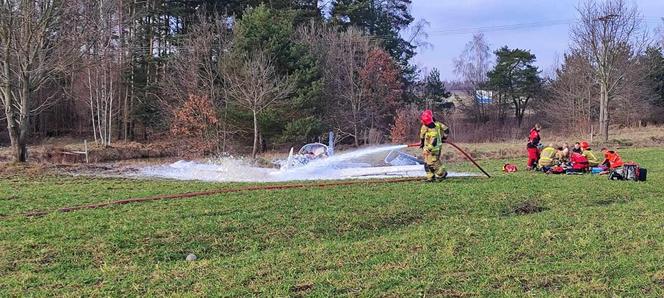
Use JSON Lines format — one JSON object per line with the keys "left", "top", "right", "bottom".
{"left": 453, "top": 33, "right": 493, "bottom": 123}
{"left": 406, "top": 19, "right": 432, "bottom": 51}
{"left": 545, "top": 51, "right": 598, "bottom": 134}
{"left": 656, "top": 19, "right": 664, "bottom": 48}
{"left": 299, "top": 25, "right": 373, "bottom": 146}
{"left": 611, "top": 52, "right": 653, "bottom": 127}
{"left": 161, "top": 13, "right": 234, "bottom": 151}
{"left": 571, "top": 0, "right": 646, "bottom": 142}
{"left": 224, "top": 51, "right": 295, "bottom": 158}
{"left": 0, "top": 0, "right": 78, "bottom": 162}
{"left": 75, "top": 0, "right": 123, "bottom": 147}
{"left": 327, "top": 28, "right": 376, "bottom": 147}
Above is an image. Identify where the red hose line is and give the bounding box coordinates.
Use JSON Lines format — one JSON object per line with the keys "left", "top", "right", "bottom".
{"left": 445, "top": 142, "right": 492, "bottom": 178}
{"left": 22, "top": 177, "right": 422, "bottom": 218}
{"left": 19, "top": 145, "right": 490, "bottom": 218}
{"left": 408, "top": 142, "right": 491, "bottom": 178}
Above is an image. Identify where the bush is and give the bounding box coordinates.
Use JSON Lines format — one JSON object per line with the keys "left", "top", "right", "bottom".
{"left": 390, "top": 108, "right": 420, "bottom": 144}
{"left": 170, "top": 95, "right": 219, "bottom": 154}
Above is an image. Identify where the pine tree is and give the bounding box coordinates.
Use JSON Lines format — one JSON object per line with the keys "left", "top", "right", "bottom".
{"left": 331, "top": 0, "right": 416, "bottom": 85}
{"left": 422, "top": 68, "right": 451, "bottom": 111}
{"left": 487, "top": 47, "right": 542, "bottom": 127}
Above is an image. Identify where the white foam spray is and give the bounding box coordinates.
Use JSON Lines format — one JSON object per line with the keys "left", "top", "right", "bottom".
{"left": 135, "top": 145, "right": 478, "bottom": 182}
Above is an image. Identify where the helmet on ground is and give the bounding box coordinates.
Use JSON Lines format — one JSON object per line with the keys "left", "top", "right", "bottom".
{"left": 580, "top": 141, "right": 590, "bottom": 149}
{"left": 420, "top": 110, "right": 433, "bottom": 125}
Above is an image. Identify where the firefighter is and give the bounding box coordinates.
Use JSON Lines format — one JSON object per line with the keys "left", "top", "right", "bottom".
{"left": 526, "top": 124, "right": 542, "bottom": 170}
{"left": 537, "top": 144, "right": 557, "bottom": 171}
{"left": 569, "top": 151, "right": 590, "bottom": 172}
{"left": 580, "top": 141, "right": 600, "bottom": 167}
{"left": 419, "top": 110, "right": 449, "bottom": 182}
{"left": 601, "top": 148, "right": 624, "bottom": 169}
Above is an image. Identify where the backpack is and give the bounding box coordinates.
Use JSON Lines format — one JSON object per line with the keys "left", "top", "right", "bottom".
{"left": 609, "top": 169, "right": 624, "bottom": 180}
{"left": 609, "top": 163, "right": 647, "bottom": 182}
{"left": 623, "top": 162, "right": 647, "bottom": 181}
{"left": 549, "top": 165, "right": 565, "bottom": 174}
{"left": 503, "top": 163, "right": 518, "bottom": 173}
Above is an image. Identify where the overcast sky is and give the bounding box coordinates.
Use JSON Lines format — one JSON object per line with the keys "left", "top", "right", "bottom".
{"left": 410, "top": 0, "right": 664, "bottom": 80}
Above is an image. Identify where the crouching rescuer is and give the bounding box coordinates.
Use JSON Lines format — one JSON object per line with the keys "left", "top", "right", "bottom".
{"left": 419, "top": 110, "right": 449, "bottom": 182}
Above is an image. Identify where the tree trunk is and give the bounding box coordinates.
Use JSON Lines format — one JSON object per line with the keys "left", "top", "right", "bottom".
{"left": 599, "top": 82, "right": 609, "bottom": 142}
{"left": 123, "top": 85, "right": 129, "bottom": 141}
{"left": 17, "top": 75, "right": 30, "bottom": 163}
{"left": 6, "top": 115, "right": 21, "bottom": 162}
{"left": 514, "top": 99, "right": 523, "bottom": 128}
{"left": 353, "top": 123, "right": 359, "bottom": 147}
{"left": 13, "top": 142, "right": 28, "bottom": 162}
{"left": 252, "top": 109, "right": 258, "bottom": 158}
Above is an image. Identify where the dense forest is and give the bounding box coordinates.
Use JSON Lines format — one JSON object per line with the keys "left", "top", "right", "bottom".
{"left": 1, "top": 0, "right": 663, "bottom": 162}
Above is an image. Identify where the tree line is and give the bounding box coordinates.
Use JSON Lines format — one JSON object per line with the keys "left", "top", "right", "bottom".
{"left": 1, "top": 0, "right": 663, "bottom": 163}
{"left": 451, "top": 0, "right": 664, "bottom": 142}
{"left": 2, "top": 0, "right": 444, "bottom": 161}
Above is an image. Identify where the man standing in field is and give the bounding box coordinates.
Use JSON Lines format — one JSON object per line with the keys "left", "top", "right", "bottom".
{"left": 419, "top": 110, "right": 449, "bottom": 182}
{"left": 526, "top": 124, "right": 542, "bottom": 170}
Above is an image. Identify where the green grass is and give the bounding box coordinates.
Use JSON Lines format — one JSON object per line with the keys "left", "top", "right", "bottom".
{"left": 1, "top": 148, "right": 663, "bottom": 296}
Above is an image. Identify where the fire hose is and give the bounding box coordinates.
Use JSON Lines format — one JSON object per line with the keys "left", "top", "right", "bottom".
{"left": 20, "top": 178, "right": 425, "bottom": 218}
{"left": 408, "top": 141, "right": 492, "bottom": 178}
{"left": 14, "top": 144, "right": 489, "bottom": 218}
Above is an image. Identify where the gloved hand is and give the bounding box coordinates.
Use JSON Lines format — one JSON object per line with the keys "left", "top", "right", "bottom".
{"left": 419, "top": 138, "right": 424, "bottom": 149}
{"left": 423, "top": 149, "right": 431, "bottom": 158}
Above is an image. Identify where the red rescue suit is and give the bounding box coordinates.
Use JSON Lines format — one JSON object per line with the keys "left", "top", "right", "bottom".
{"left": 570, "top": 152, "right": 589, "bottom": 171}
{"left": 526, "top": 128, "right": 541, "bottom": 168}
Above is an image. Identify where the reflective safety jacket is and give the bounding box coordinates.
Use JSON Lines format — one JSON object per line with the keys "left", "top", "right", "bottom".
{"left": 538, "top": 146, "right": 557, "bottom": 168}
{"left": 420, "top": 122, "right": 449, "bottom": 155}
{"left": 582, "top": 149, "right": 600, "bottom": 167}
{"left": 603, "top": 151, "right": 624, "bottom": 169}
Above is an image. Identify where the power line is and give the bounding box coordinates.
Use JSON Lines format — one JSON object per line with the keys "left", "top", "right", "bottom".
{"left": 91, "top": 16, "right": 664, "bottom": 51}
{"left": 428, "top": 19, "right": 575, "bottom": 36}
{"left": 422, "top": 16, "right": 663, "bottom": 37}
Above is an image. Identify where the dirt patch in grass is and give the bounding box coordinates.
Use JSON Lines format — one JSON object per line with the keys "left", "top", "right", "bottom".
{"left": 290, "top": 283, "right": 314, "bottom": 294}
{"left": 0, "top": 162, "right": 49, "bottom": 177}
{"left": 504, "top": 201, "right": 548, "bottom": 216}
{"left": 427, "top": 289, "right": 475, "bottom": 297}
{"left": 653, "top": 271, "right": 664, "bottom": 286}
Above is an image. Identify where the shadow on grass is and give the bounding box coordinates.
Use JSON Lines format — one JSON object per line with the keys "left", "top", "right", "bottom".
{"left": 357, "top": 211, "right": 424, "bottom": 231}
{"left": 591, "top": 196, "right": 632, "bottom": 207}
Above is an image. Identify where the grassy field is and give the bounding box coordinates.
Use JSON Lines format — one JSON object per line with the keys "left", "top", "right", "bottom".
{"left": 1, "top": 148, "right": 663, "bottom": 296}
